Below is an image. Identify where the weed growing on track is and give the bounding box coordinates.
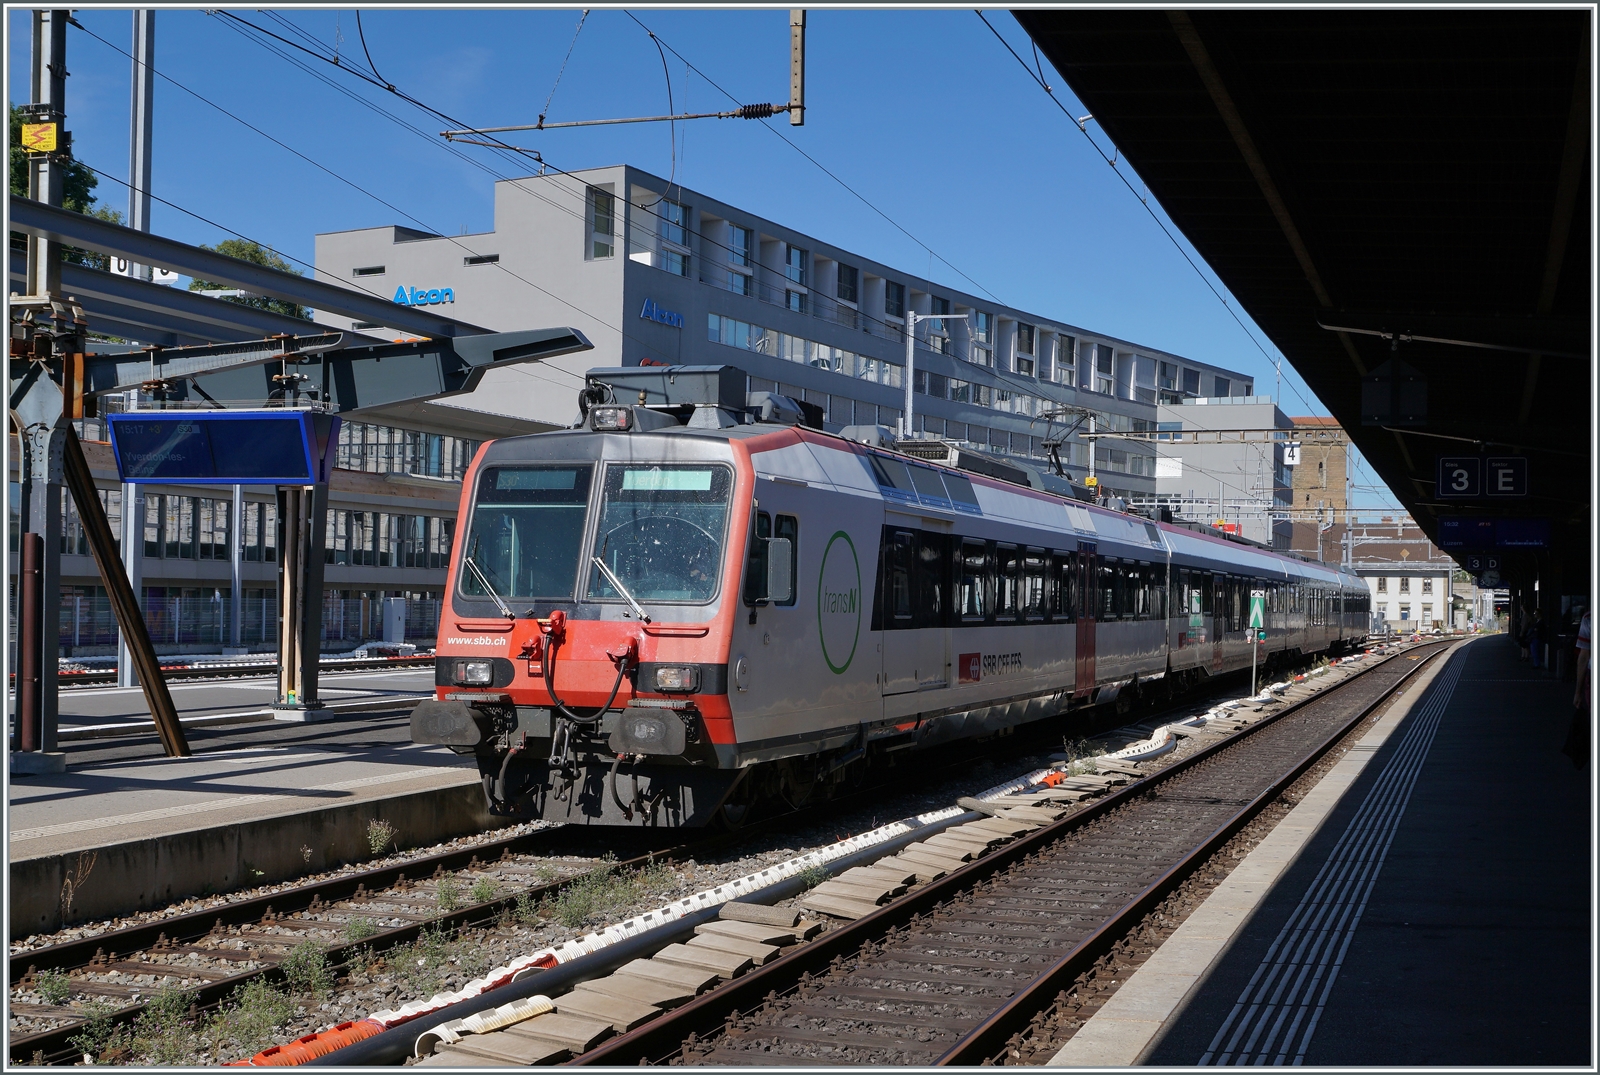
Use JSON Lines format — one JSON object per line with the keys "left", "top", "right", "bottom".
{"left": 205, "top": 979, "right": 293, "bottom": 1060}
{"left": 280, "top": 940, "right": 334, "bottom": 999}
{"left": 389, "top": 926, "right": 489, "bottom": 997}
{"left": 435, "top": 874, "right": 462, "bottom": 913}
{"left": 796, "top": 864, "right": 831, "bottom": 890}
{"left": 470, "top": 876, "right": 500, "bottom": 905}
{"left": 342, "top": 915, "right": 379, "bottom": 944}
{"left": 367, "top": 818, "right": 397, "bottom": 856}
{"left": 1059, "top": 737, "right": 1102, "bottom": 776}
{"left": 537, "top": 855, "right": 680, "bottom": 929}
{"left": 33, "top": 968, "right": 70, "bottom": 1006}
{"left": 67, "top": 998, "right": 123, "bottom": 1061}
{"left": 128, "top": 983, "right": 197, "bottom": 1065}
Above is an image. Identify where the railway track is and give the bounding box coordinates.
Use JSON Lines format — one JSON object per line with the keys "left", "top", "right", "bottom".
{"left": 48, "top": 655, "right": 434, "bottom": 689}
{"left": 6, "top": 826, "right": 700, "bottom": 1065}
{"left": 552, "top": 641, "right": 1453, "bottom": 1067}
{"left": 8, "top": 644, "right": 1409, "bottom": 1065}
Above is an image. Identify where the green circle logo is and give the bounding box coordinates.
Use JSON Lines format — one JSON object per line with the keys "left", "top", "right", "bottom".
{"left": 817, "top": 530, "right": 861, "bottom": 675}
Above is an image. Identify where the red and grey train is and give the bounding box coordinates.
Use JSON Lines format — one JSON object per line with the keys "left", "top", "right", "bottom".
{"left": 412, "top": 366, "right": 1372, "bottom": 827}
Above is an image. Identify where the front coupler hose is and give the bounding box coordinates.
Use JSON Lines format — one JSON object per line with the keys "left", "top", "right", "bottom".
{"left": 543, "top": 632, "right": 628, "bottom": 724}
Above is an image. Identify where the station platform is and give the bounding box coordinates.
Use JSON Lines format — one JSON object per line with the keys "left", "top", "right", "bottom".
{"left": 8, "top": 680, "right": 498, "bottom": 938}
{"left": 47, "top": 665, "right": 436, "bottom": 740}
{"left": 1052, "top": 634, "right": 1590, "bottom": 1067}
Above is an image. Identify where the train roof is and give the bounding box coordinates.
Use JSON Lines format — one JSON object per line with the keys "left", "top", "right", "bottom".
{"left": 527, "top": 365, "right": 1368, "bottom": 591}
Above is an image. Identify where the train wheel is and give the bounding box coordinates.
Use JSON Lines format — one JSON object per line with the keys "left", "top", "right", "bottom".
{"left": 779, "top": 757, "right": 821, "bottom": 808}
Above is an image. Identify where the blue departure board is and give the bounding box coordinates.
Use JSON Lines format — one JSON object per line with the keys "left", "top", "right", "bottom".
{"left": 107, "top": 411, "right": 341, "bottom": 485}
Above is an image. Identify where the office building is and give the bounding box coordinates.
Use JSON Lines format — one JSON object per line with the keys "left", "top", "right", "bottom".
{"left": 1140, "top": 397, "right": 1294, "bottom": 547}
{"left": 313, "top": 164, "right": 1257, "bottom": 503}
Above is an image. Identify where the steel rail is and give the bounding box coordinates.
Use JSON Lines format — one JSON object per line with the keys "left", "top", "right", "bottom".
{"left": 571, "top": 642, "right": 1450, "bottom": 1066}
{"left": 935, "top": 641, "right": 1455, "bottom": 1064}
{"left": 8, "top": 832, "right": 709, "bottom": 1066}
{"left": 48, "top": 655, "right": 434, "bottom": 688}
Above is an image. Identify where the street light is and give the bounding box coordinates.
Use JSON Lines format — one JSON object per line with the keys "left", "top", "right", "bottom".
{"left": 902, "top": 311, "right": 968, "bottom": 438}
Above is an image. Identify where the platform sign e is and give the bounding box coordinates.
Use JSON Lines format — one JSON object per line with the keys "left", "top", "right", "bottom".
{"left": 1436, "top": 457, "right": 1481, "bottom": 498}
{"left": 1248, "top": 589, "right": 1266, "bottom": 630}
{"left": 1485, "top": 457, "right": 1527, "bottom": 497}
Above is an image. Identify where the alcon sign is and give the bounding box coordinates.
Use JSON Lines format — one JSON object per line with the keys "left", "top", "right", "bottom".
{"left": 640, "top": 298, "right": 684, "bottom": 329}
{"left": 394, "top": 286, "right": 455, "bottom": 307}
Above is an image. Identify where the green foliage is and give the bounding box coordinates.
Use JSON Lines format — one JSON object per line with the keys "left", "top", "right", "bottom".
{"left": 539, "top": 856, "right": 678, "bottom": 929}
{"left": 129, "top": 982, "right": 197, "bottom": 1065}
{"left": 67, "top": 998, "right": 123, "bottom": 1060}
{"left": 469, "top": 876, "right": 500, "bottom": 905}
{"left": 34, "top": 968, "right": 71, "bottom": 1006}
{"left": 393, "top": 927, "right": 455, "bottom": 997}
{"left": 795, "top": 864, "right": 831, "bottom": 890}
{"left": 435, "top": 874, "right": 462, "bottom": 913}
{"left": 279, "top": 939, "right": 333, "bottom": 998}
{"left": 366, "top": 818, "right": 396, "bottom": 856}
{"left": 342, "top": 915, "right": 379, "bottom": 944}
{"left": 206, "top": 979, "right": 293, "bottom": 1060}
{"left": 187, "top": 238, "right": 311, "bottom": 320}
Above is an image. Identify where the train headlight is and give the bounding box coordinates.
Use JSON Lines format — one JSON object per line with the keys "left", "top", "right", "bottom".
{"left": 590, "top": 407, "right": 633, "bottom": 431}
{"left": 454, "top": 659, "right": 495, "bottom": 685}
{"left": 653, "top": 666, "right": 700, "bottom": 692}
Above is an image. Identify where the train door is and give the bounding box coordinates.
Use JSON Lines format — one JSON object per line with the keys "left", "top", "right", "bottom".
{"left": 1212, "top": 573, "right": 1226, "bottom": 675}
{"left": 1074, "top": 541, "right": 1097, "bottom": 700}
{"left": 879, "top": 527, "right": 948, "bottom": 695}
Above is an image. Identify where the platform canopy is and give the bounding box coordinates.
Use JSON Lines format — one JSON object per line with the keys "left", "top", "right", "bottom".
{"left": 1016, "top": 9, "right": 1590, "bottom": 593}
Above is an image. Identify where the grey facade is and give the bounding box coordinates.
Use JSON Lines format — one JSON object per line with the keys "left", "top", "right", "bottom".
{"left": 314, "top": 164, "right": 1255, "bottom": 501}
{"left": 1145, "top": 397, "right": 1295, "bottom": 548}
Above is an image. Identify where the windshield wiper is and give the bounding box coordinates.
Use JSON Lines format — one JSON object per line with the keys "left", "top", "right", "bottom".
{"left": 463, "top": 555, "right": 515, "bottom": 621}
{"left": 592, "top": 556, "right": 652, "bottom": 624}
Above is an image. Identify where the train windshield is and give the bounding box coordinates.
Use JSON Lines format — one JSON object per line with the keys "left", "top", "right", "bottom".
{"left": 587, "top": 464, "right": 733, "bottom": 605}
{"left": 462, "top": 465, "right": 594, "bottom": 600}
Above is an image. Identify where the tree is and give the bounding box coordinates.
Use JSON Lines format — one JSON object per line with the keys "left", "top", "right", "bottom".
{"left": 187, "top": 239, "right": 310, "bottom": 321}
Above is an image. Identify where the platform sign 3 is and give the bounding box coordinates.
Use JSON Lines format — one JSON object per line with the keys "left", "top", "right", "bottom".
{"left": 1437, "top": 457, "right": 1481, "bottom": 498}
{"left": 1248, "top": 589, "right": 1265, "bottom": 631}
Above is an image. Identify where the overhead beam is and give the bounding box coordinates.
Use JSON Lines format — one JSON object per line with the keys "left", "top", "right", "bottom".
{"left": 9, "top": 195, "right": 490, "bottom": 339}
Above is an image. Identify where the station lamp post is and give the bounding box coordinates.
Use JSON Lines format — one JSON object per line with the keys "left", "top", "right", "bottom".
{"left": 902, "top": 311, "right": 968, "bottom": 439}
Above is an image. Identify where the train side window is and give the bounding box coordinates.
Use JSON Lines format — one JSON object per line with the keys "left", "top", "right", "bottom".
{"left": 995, "top": 544, "right": 1021, "bottom": 622}
{"left": 744, "top": 512, "right": 798, "bottom": 606}
{"left": 1054, "top": 551, "right": 1078, "bottom": 623}
{"left": 1133, "top": 561, "right": 1151, "bottom": 620}
{"left": 914, "top": 531, "right": 948, "bottom": 628}
{"left": 773, "top": 515, "right": 798, "bottom": 606}
{"left": 1023, "top": 549, "right": 1047, "bottom": 621}
{"left": 890, "top": 530, "right": 914, "bottom": 626}
{"left": 959, "top": 540, "right": 988, "bottom": 621}
{"left": 1100, "top": 557, "right": 1118, "bottom": 620}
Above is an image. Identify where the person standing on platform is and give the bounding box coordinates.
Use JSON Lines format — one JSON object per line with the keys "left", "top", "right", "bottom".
{"left": 1563, "top": 609, "right": 1589, "bottom": 769}
{"left": 1529, "top": 608, "right": 1546, "bottom": 669}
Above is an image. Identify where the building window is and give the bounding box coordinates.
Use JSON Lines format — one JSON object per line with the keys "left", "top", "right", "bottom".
{"left": 352, "top": 265, "right": 385, "bottom": 277}
{"left": 1017, "top": 322, "right": 1035, "bottom": 355}
{"left": 1377, "top": 577, "right": 1387, "bottom": 592}
{"left": 1422, "top": 603, "right": 1433, "bottom": 621}
{"left": 729, "top": 225, "right": 752, "bottom": 267}
{"left": 1095, "top": 345, "right": 1114, "bottom": 395}
{"left": 1422, "top": 578, "right": 1433, "bottom": 594}
{"left": 837, "top": 262, "right": 858, "bottom": 303}
{"left": 786, "top": 289, "right": 806, "bottom": 314}
{"left": 1159, "top": 361, "right": 1177, "bottom": 390}
{"left": 1399, "top": 577, "right": 1410, "bottom": 593}
{"left": 1182, "top": 368, "right": 1201, "bottom": 395}
{"left": 1401, "top": 604, "right": 1412, "bottom": 621}
{"left": 1214, "top": 376, "right": 1231, "bottom": 398}
{"left": 463, "top": 254, "right": 498, "bottom": 266}
{"left": 885, "top": 281, "right": 905, "bottom": 319}
{"left": 728, "top": 270, "right": 750, "bottom": 296}
{"left": 784, "top": 244, "right": 808, "bottom": 286}
{"left": 588, "top": 189, "right": 615, "bottom": 259}
{"left": 661, "top": 199, "right": 688, "bottom": 247}
{"left": 664, "top": 250, "right": 689, "bottom": 277}
{"left": 974, "top": 311, "right": 992, "bottom": 345}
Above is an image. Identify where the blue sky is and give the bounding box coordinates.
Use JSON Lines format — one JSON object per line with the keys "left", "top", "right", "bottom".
{"left": 7, "top": 7, "right": 1402, "bottom": 510}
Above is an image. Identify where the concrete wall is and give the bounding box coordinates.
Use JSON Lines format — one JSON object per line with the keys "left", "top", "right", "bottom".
{"left": 10, "top": 780, "right": 508, "bottom": 937}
